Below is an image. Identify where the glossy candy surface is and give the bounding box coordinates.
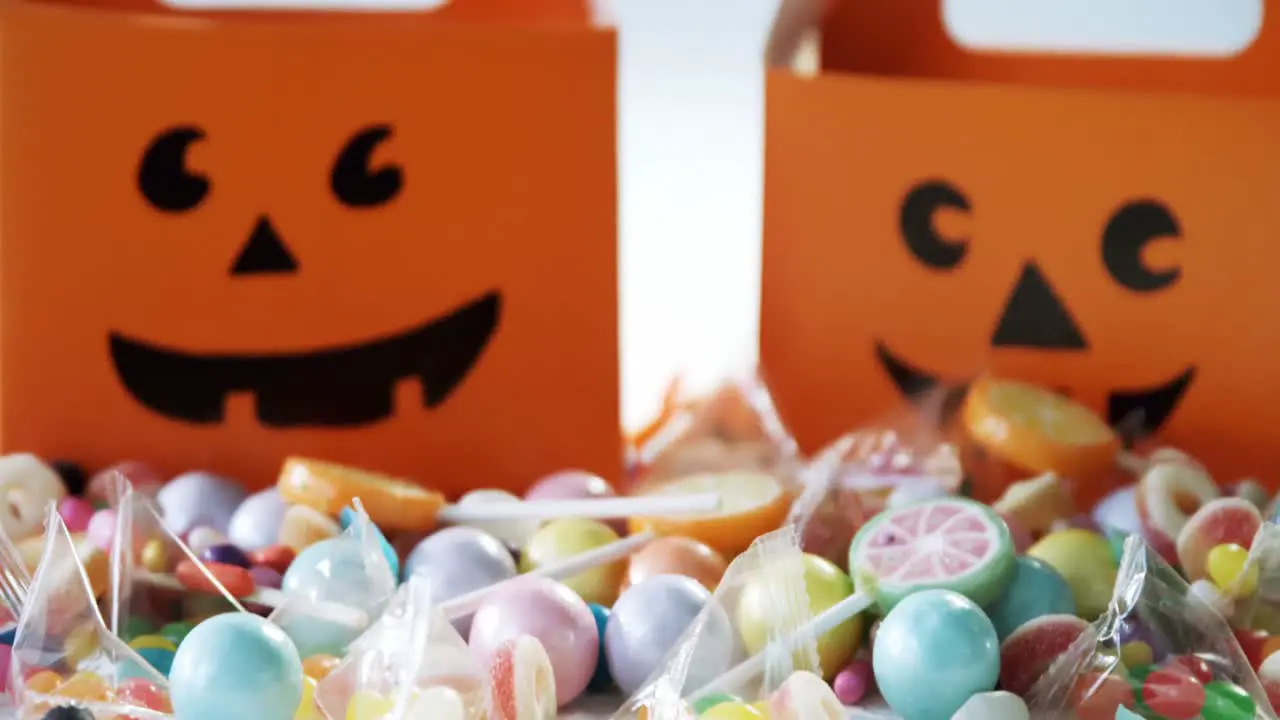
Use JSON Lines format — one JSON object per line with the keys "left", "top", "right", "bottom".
{"left": 985, "top": 556, "right": 1076, "bottom": 640}
{"left": 158, "top": 471, "right": 247, "bottom": 536}
{"left": 228, "top": 488, "right": 289, "bottom": 551}
{"left": 170, "top": 612, "right": 304, "bottom": 720}
{"left": 521, "top": 519, "right": 625, "bottom": 606}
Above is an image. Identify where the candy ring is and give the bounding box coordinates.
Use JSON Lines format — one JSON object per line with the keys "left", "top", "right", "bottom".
{"left": 848, "top": 497, "right": 1016, "bottom": 612}
{"left": 278, "top": 458, "right": 444, "bottom": 533}
{"left": 0, "top": 454, "right": 67, "bottom": 540}
{"left": 489, "top": 635, "right": 557, "bottom": 720}
{"left": 628, "top": 471, "right": 791, "bottom": 558}
{"left": 961, "top": 378, "right": 1119, "bottom": 500}
{"left": 1135, "top": 457, "right": 1220, "bottom": 562}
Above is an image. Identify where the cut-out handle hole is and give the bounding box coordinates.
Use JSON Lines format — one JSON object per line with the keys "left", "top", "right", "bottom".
{"left": 161, "top": 0, "right": 450, "bottom": 10}
{"left": 942, "top": 0, "right": 1263, "bottom": 57}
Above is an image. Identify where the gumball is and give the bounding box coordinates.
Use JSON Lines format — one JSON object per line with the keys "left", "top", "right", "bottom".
{"left": 469, "top": 576, "right": 599, "bottom": 707}
{"left": 873, "top": 589, "right": 999, "bottom": 720}
{"left": 85, "top": 508, "right": 117, "bottom": 552}
{"left": 985, "top": 556, "right": 1076, "bottom": 640}
{"left": 525, "top": 470, "right": 623, "bottom": 533}
{"left": 227, "top": 488, "right": 289, "bottom": 551}
{"left": 623, "top": 536, "right": 727, "bottom": 592}
{"left": 57, "top": 497, "right": 95, "bottom": 534}
{"left": 454, "top": 489, "right": 540, "bottom": 548}
{"left": 278, "top": 505, "right": 341, "bottom": 553}
{"left": 170, "top": 612, "right": 304, "bottom": 720}
{"left": 521, "top": 519, "right": 625, "bottom": 606}
{"left": 1026, "top": 529, "right": 1117, "bottom": 620}
{"left": 1207, "top": 543, "right": 1259, "bottom": 598}
{"left": 604, "top": 574, "right": 733, "bottom": 697}
{"left": 737, "top": 553, "right": 860, "bottom": 679}
{"left": 157, "top": 471, "right": 247, "bottom": 536}
{"left": 186, "top": 526, "right": 228, "bottom": 555}
{"left": 136, "top": 646, "right": 176, "bottom": 676}
{"left": 586, "top": 603, "right": 613, "bottom": 692}
{"left": 280, "top": 537, "right": 396, "bottom": 657}
{"left": 403, "top": 527, "right": 517, "bottom": 635}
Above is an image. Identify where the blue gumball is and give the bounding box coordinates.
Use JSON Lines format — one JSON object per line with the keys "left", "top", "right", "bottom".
{"left": 873, "top": 589, "right": 999, "bottom": 720}
{"left": 586, "top": 602, "right": 613, "bottom": 692}
{"left": 170, "top": 612, "right": 303, "bottom": 720}
{"left": 984, "top": 556, "right": 1075, "bottom": 641}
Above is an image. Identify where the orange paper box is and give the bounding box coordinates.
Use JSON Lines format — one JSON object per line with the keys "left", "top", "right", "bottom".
{"left": 761, "top": 2, "right": 1280, "bottom": 486}
{"left": 0, "top": 0, "right": 620, "bottom": 494}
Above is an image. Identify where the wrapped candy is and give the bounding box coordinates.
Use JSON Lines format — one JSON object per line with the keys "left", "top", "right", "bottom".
{"left": 10, "top": 505, "right": 174, "bottom": 719}
{"left": 315, "top": 575, "right": 493, "bottom": 720}
{"left": 613, "top": 528, "right": 850, "bottom": 720}
{"left": 268, "top": 500, "right": 397, "bottom": 659}
{"left": 1028, "top": 535, "right": 1273, "bottom": 720}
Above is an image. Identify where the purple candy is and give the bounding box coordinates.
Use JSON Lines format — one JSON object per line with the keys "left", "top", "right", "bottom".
{"left": 1116, "top": 615, "right": 1169, "bottom": 661}
{"left": 157, "top": 471, "right": 247, "bottom": 536}
{"left": 201, "top": 543, "right": 252, "bottom": 569}
{"left": 249, "top": 565, "right": 283, "bottom": 589}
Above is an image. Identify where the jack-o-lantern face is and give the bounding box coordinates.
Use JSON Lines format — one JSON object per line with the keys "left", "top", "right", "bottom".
{"left": 762, "top": 73, "right": 1280, "bottom": 483}
{"left": 875, "top": 180, "right": 1195, "bottom": 439}
{"left": 0, "top": 1, "right": 619, "bottom": 493}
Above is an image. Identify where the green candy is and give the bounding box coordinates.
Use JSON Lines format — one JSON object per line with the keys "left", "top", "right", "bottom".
{"left": 160, "top": 621, "right": 196, "bottom": 647}
{"left": 1200, "top": 680, "right": 1255, "bottom": 720}
{"left": 691, "top": 693, "right": 741, "bottom": 714}
{"left": 121, "top": 615, "right": 156, "bottom": 642}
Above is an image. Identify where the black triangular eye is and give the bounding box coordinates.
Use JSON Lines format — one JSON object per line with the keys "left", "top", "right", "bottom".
{"left": 331, "top": 125, "right": 403, "bottom": 208}
{"left": 138, "top": 126, "right": 210, "bottom": 213}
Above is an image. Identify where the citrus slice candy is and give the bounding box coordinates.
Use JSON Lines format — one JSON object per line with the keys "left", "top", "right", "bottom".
{"left": 848, "top": 497, "right": 1015, "bottom": 613}
{"left": 277, "top": 457, "right": 445, "bottom": 532}
{"left": 628, "top": 471, "right": 791, "bottom": 558}
{"left": 962, "top": 378, "right": 1119, "bottom": 481}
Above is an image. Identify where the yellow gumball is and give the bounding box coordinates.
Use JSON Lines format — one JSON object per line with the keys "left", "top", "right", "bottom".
{"left": 295, "top": 677, "right": 322, "bottom": 720}
{"left": 1026, "top": 529, "right": 1117, "bottom": 619}
{"left": 1207, "top": 543, "right": 1259, "bottom": 598}
{"left": 520, "top": 519, "right": 625, "bottom": 605}
{"left": 129, "top": 635, "right": 178, "bottom": 653}
{"left": 346, "top": 690, "right": 395, "bottom": 720}
{"left": 700, "top": 701, "right": 765, "bottom": 719}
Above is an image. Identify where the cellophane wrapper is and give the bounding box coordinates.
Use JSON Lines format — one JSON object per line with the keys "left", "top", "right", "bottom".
{"left": 1028, "top": 534, "right": 1276, "bottom": 719}
{"left": 627, "top": 371, "right": 802, "bottom": 491}
{"left": 612, "top": 528, "right": 831, "bottom": 720}
{"left": 314, "top": 575, "right": 489, "bottom": 720}
{"left": 10, "top": 504, "right": 174, "bottom": 719}
{"left": 268, "top": 499, "right": 397, "bottom": 659}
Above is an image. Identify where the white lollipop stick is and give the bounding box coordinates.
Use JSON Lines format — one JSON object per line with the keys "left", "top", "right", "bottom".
{"left": 686, "top": 590, "right": 875, "bottom": 703}
{"left": 440, "top": 531, "right": 657, "bottom": 620}
{"left": 437, "top": 494, "right": 720, "bottom": 523}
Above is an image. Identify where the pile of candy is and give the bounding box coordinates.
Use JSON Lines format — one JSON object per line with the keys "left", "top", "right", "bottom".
{"left": 0, "top": 374, "right": 1279, "bottom": 720}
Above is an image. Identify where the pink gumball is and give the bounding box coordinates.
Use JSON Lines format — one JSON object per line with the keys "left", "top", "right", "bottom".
{"left": 86, "top": 508, "right": 117, "bottom": 552}
{"left": 58, "top": 497, "right": 96, "bottom": 534}
{"left": 524, "top": 470, "right": 621, "bottom": 533}
{"left": 468, "top": 576, "right": 598, "bottom": 707}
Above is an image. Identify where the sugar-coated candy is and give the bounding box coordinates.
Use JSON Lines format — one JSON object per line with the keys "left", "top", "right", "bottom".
{"left": 489, "top": 634, "right": 558, "bottom": 720}
{"left": 454, "top": 489, "right": 540, "bottom": 548}
{"left": 176, "top": 558, "right": 256, "bottom": 598}
{"left": 116, "top": 676, "right": 173, "bottom": 712}
{"left": 0, "top": 453, "right": 66, "bottom": 539}
{"left": 58, "top": 671, "right": 111, "bottom": 702}
{"left": 623, "top": 536, "right": 726, "bottom": 593}
{"left": 1135, "top": 457, "right": 1219, "bottom": 562}
{"left": 57, "top": 496, "right": 95, "bottom": 534}
{"left": 1206, "top": 543, "right": 1259, "bottom": 598}
{"left": 950, "top": 691, "right": 1030, "bottom": 720}
{"left": 202, "top": 543, "right": 252, "bottom": 569}
{"left": 605, "top": 574, "right": 733, "bottom": 697}
{"left": 998, "top": 614, "right": 1090, "bottom": 696}
{"left": 228, "top": 488, "right": 289, "bottom": 551}
{"left": 278, "top": 504, "right": 341, "bottom": 553}
{"left": 170, "top": 612, "right": 304, "bottom": 720}
{"left": 404, "top": 527, "right": 516, "bottom": 635}
{"left": 1025, "top": 529, "right": 1116, "bottom": 620}
{"left": 158, "top": 471, "right": 247, "bottom": 536}
{"left": 1141, "top": 667, "right": 1207, "bottom": 719}
{"left": 832, "top": 660, "right": 870, "bottom": 705}
{"left": 1176, "top": 498, "right": 1262, "bottom": 582}
{"left": 521, "top": 519, "right": 625, "bottom": 606}
{"left": 470, "top": 576, "right": 599, "bottom": 707}
{"left": 985, "top": 556, "right": 1075, "bottom": 640}
{"left": 40, "top": 707, "right": 94, "bottom": 720}
{"left": 873, "top": 589, "right": 999, "bottom": 720}
{"left": 769, "top": 670, "right": 844, "bottom": 719}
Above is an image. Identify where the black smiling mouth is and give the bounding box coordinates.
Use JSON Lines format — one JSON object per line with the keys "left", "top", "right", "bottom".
{"left": 874, "top": 341, "right": 1196, "bottom": 440}
{"left": 110, "top": 292, "right": 501, "bottom": 428}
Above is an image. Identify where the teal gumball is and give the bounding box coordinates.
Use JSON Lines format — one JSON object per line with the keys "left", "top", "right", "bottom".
{"left": 169, "top": 613, "right": 303, "bottom": 720}
{"left": 984, "top": 556, "right": 1075, "bottom": 640}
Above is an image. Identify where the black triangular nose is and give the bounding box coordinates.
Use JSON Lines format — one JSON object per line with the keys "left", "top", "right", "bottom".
{"left": 230, "top": 216, "right": 298, "bottom": 276}
{"left": 991, "top": 262, "right": 1088, "bottom": 350}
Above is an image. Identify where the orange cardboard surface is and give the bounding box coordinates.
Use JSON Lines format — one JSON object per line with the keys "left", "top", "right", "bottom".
{"left": 761, "top": 1, "right": 1280, "bottom": 485}
{"left": 0, "top": 0, "right": 619, "bottom": 494}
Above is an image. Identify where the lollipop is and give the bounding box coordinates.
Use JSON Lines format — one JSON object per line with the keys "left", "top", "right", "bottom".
{"left": 277, "top": 457, "right": 719, "bottom": 533}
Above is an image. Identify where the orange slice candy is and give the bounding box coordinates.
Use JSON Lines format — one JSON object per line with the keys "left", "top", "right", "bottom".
{"left": 277, "top": 457, "right": 445, "bottom": 533}
{"left": 962, "top": 378, "right": 1119, "bottom": 496}
{"left": 628, "top": 471, "right": 791, "bottom": 558}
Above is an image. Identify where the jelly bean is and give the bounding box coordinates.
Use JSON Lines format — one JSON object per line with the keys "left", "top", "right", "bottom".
{"left": 228, "top": 488, "right": 288, "bottom": 552}
{"left": 85, "top": 508, "right": 117, "bottom": 552}
{"left": 301, "top": 654, "right": 340, "bottom": 681}
{"left": 832, "top": 660, "right": 870, "bottom": 705}
{"left": 57, "top": 497, "right": 94, "bottom": 534}
{"left": 1207, "top": 543, "right": 1259, "bottom": 598}
{"left": 117, "top": 676, "right": 173, "bottom": 712}
{"left": 175, "top": 559, "right": 256, "bottom": 598}
{"left": 521, "top": 519, "right": 625, "bottom": 606}
{"left": 1120, "top": 641, "right": 1154, "bottom": 668}
{"left": 1141, "top": 667, "right": 1206, "bottom": 720}
{"left": 130, "top": 635, "right": 178, "bottom": 653}
{"left": 1168, "top": 655, "right": 1214, "bottom": 685}
{"left": 140, "top": 537, "right": 169, "bottom": 573}
{"left": 26, "top": 669, "right": 63, "bottom": 694}
{"left": 699, "top": 701, "right": 764, "bottom": 719}
{"left": 278, "top": 505, "right": 341, "bottom": 553}
{"left": 1201, "top": 680, "right": 1255, "bottom": 720}
{"left": 160, "top": 621, "right": 195, "bottom": 647}
{"left": 202, "top": 543, "right": 252, "bottom": 569}
{"left": 249, "top": 545, "right": 297, "bottom": 575}
{"left": 186, "top": 527, "right": 227, "bottom": 556}
{"left": 58, "top": 671, "right": 110, "bottom": 702}
{"left": 1068, "top": 671, "right": 1134, "bottom": 720}
{"left": 691, "top": 693, "right": 741, "bottom": 714}
{"left": 1233, "top": 628, "right": 1267, "bottom": 670}
{"left": 250, "top": 565, "right": 283, "bottom": 590}
{"left": 170, "top": 613, "right": 304, "bottom": 720}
